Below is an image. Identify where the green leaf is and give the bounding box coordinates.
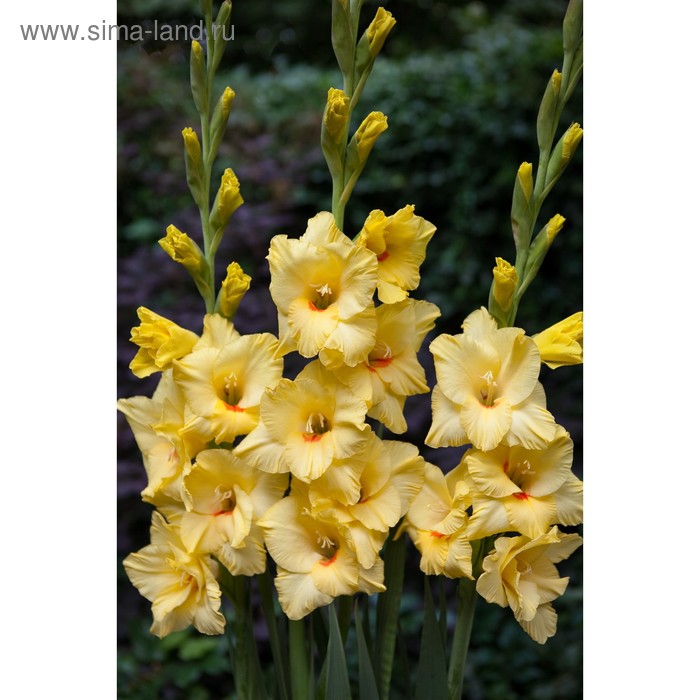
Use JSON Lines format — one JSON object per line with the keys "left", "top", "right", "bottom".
{"left": 415, "top": 579, "right": 448, "bottom": 700}
{"left": 355, "top": 604, "right": 380, "bottom": 700}
{"left": 325, "top": 604, "right": 352, "bottom": 700}
{"left": 375, "top": 530, "right": 406, "bottom": 700}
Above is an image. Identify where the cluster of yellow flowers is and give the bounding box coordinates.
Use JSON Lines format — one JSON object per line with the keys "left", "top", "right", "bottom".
{"left": 119, "top": 0, "right": 584, "bottom": 653}
{"left": 119, "top": 202, "right": 441, "bottom": 633}
{"left": 401, "top": 307, "right": 584, "bottom": 642}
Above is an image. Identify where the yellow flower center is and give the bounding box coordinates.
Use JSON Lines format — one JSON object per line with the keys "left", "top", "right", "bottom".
{"left": 222, "top": 371, "right": 244, "bottom": 410}
{"left": 304, "top": 412, "right": 331, "bottom": 442}
{"left": 309, "top": 282, "right": 335, "bottom": 311}
{"left": 502, "top": 459, "right": 536, "bottom": 498}
{"left": 316, "top": 532, "right": 338, "bottom": 566}
{"left": 213, "top": 484, "right": 236, "bottom": 514}
{"left": 478, "top": 369, "right": 498, "bottom": 407}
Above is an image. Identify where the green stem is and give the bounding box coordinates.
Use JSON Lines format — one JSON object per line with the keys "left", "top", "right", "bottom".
{"left": 289, "top": 619, "right": 310, "bottom": 700}
{"left": 446, "top": 578, "right": 478, "bottom": 700}
{"left": 258, "top": 569, "right": 290, "bottom": 700}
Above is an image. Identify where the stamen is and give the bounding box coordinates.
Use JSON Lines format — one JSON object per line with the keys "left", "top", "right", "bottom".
{"left": 479, "top": 369, "right": 498, "bottom": 406}
{"left": 316, "top": 533, "right": 335, "bottom": 550}
{"left": 314, "top": 283, "right": 333, "bottom": 297}
{"left": 223, "top": 371, "right": 240, "bottom": 405}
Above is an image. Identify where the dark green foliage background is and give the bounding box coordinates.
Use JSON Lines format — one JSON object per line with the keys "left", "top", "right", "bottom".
{"left": 117, "top": 0, "right": 582, "bottom": 697}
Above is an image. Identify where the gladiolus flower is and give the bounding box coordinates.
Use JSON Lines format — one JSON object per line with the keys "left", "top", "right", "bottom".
{"left": 402, "top": 462, "right": 472, "bottom": 579}
{"left": 123, "top": 512, "right": 225, "bottom": 638}
{"left": 532, "top": 312, "right": 583, "bottom": 369}
{"left": 269, "top": 212, "right": 378, "bottom": 366}
{"left": 476, "top": 527, "right": 582, "bottom": 644}
{"left": 357, "top": 205, "right": 436, "bottom": 304}
{"left": 235, "top": 365, "right": 369, "bottom": 482}
{"left": 464, "top": 425, "right": 583, "bottom": 539}
{"left": 428, "top": 308, "right": 556, "bottom": 451}
{"left": 129, "top": 307, "right": 199, "bottom": 379}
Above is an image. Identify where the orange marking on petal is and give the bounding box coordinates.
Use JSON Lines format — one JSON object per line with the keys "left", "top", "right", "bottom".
{"left": 319, "top": 551, "right": 338, "bottom": 567}
{"left": 513, "top": 492, "right": 529, "bottom": 500}
{"left": 303, "top": 433, "right": 322, "bottom": 443}
{"left": 429, "top": 531, "right": 447, "bottom": 538}
{"left": 371, "top": 357, "right": 392, "bottom": 369}
{"left": 224, "top": 403, "right": 244, "bottom": 412}
{"left": 377, "top": 251, "right": 389, "bottom": 262}
{"left": 212, "top": 510, "right": 232, "bottom": 516}
{"left": 308, "top": 301, "right": 323, "bottom": 312}
{"left": 502, "top": 461, "right": 509, "bottom": 473}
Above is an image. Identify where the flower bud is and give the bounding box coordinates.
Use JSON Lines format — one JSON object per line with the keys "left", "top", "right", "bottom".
{"left": 492, "top": 258, "right": 518, "bottom": 312}
{"left": 324, "top": 88, "right": 350, "bottom": 143}
{"left": 212, "top": 0, "right": 232, "bottom": 71}
{"left": 129, "top": 307, "right": 198, "bottom": 378}
{"left": 537, "top": 69, "right": 562, "bottom": 151}
{"left": 545, "top": 214, "right": 566, "bottom": 244}
{"left": 219, "top": 262, "right": 251, "bottom": 318}
{"left": 366, "top": 8, "right": 396, "bottom": 59}
{"left": 511, "top": 162, "right": 533, "bottom": 253}
{"left": 517, "top": 162, "right": 533, "bottom": 203}
{"left": 190, "top": 40, "right": 208, "bottom": 115}
{"left": 210, "top": 168, "right": 244, "bottom": 231}
{"left": 159, "top": 225, "right": 204, "bottom": 274}
{"left": 563, "top": 0, "right": 583, "bottom": 54}
{"left": 532, "top": 312, "right": 583, "bottom": 369}
{"left": 182, "top": 127, "right": 205, "bottom": 207}
{"left": 354, "top": 111, "right": 388, "bottom": 162}
{"left": 209, "top": 86, "right": 236, "bottom": 157}
{"left": 545, "top": 123, "right": 583, "bottom": 187}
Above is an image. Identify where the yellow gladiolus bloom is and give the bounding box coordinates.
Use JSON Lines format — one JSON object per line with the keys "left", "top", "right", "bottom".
{"left": 428, "top": 307, "right": 556, "bottom": 451}
{"left": 476, "top": 526, "right": 582, "bottom": 644}
{"left": 117, "top": 370, "right": 207, "bottom": 506}
{"left": 308, "top": 434, "right": 426, "bottom": 568}
{"left": 464, "top": 425, "right": 583, "bottom": 539}
{"left": 325, "top": 299, "right": 439, "bottom": 433}
{"left": 357, "top": 205, "right": 436, "bottom": 304}
{"left": 532, "top": 311, "right": 583, "bottom": 369}
{"left": 260, "top": 489, "right": 385, "bottom": 620}
{"left": 269, "top": 212, "right": 378, "bottom": 366}
{"left": 174, "top": 323, "right": 283, "bottom": 444}
{"left": 165, "top": 449, "right": 288, "bottom": 576}
{"left": 402, "top": 462, "right": 472, "bottom": 579}
{"left": 129, "top": 307, "right": 199, "bottom": 378}
{"left": 123, "top": 512, "right": 225, "bottom": 638}
{"left": 235, "top": 367, "right": 370, "bottom": 483}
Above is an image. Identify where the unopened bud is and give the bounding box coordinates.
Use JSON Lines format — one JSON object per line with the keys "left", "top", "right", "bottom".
{"left": 545, "top": 214, "right": 566, "bottom": 244}
{"left": 219, "top": 262, "right": 251, "bottom": 318}
{"left": 209, "top": 87, "right": 236, "bottom": 157}
{"left": 366, "top": 8, "right": 396, "bottom": 59}
{"left": 354, "top": 111, "right": 388, "bottom": 162}
{"left": 492, "top": 258, "right": 519, "bottom": 312}
{"left": 546, "top": 123, "right": 583, "bottom": 186}
{"left": 537, "top": 69, "right": 562, "bottom": 151}
{"left": 324, "top": 88, "right": 350, "bottom": 143}
{"left": 517, "top": 162, "right": 533, "bottom": 203}
{"left": 182, "top": 127, "right": 204, "bottom": 206}
{"left": 190, "top": 40, "right": 207, "bottom": 115}
{"left": 210, "top": 168, "right": 244, "bottom": 231}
